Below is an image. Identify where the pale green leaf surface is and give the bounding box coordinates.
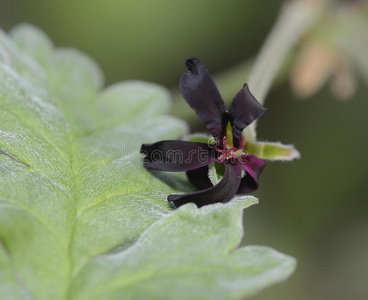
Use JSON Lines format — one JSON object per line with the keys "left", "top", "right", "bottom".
{"left": 70, "top": 203, "right": 295, "bottom": 300}
{"left": 0, "top": 24, "right": 295, "bottom": 300}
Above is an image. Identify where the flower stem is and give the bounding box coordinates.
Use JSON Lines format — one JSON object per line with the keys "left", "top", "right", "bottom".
{"left": 171, "top": 0, "right": 324, "bottom": 127}
{"left": 248, "top": 0, "right": 323, "bottom": 105}
{"left": 246, "top": 0, "right": 324, "bottom": 139}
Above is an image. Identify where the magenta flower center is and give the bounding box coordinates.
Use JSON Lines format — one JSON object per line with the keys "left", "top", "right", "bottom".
{"left": 215, "top": 137, "right": 238, "bottom": 163}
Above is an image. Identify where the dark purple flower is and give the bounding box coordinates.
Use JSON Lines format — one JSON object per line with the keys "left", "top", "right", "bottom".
{"left": 141, "top": 58, "right": 267, "bottom": 208}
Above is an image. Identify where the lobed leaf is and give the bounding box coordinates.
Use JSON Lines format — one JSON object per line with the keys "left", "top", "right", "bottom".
{"left": 0, "top": 24, "right": 296, "bottom": 300}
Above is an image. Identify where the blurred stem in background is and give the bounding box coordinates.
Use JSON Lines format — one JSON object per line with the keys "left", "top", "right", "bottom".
{"left": 247, "top": 0, "right": 323, "bottom": 105}
{"left": 170, "top": 0, "right": 329, "bottom": 128}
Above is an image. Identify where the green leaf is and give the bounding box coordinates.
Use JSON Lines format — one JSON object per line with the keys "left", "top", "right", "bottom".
{"left": 70, "top": 202, "right": 295, "bottom": 300}
{"left": 0, "top": 24, "right": 296, "bottom": 300}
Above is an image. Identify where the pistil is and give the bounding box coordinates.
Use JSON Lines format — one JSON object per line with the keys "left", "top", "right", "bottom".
{"left": 215, "top": 137, "right": 238, "bottom": 163}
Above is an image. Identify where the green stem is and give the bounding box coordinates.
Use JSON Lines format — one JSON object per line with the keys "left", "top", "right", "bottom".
{"left": 247, "top": 0, "right": 323, "bottom": 138}
{"left": 171, "top": 0, "right": 324, "bottom": 128}
{"left": 248, "top": 0, "right": 322, "bottom": 105}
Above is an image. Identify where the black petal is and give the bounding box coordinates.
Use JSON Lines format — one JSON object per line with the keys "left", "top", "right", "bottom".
{"left": 228, "top": 84, "right": 267, "bottom": 147}
{"left": 141, "top": 140, "right": 217, "bottom": 172}
{"left": 168, "top": 160, "right": 242, "bottom": 208}
{"left": 237, "top": 153, "right": 266, "bottom": 193}
{"left": 179, "top": 58, "right": 227, "bottom": 142}
{"left": 186, "top": 165, "right": 212, "bottom": 190}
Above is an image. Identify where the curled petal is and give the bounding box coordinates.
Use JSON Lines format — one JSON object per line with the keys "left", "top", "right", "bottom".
{"left": 186, "top": 166, "right": 212, "bottom": 190}
{"left": 228, "top": 84, "right": 267, "bottom": 147}
{"left": 168, "top": 160, "right": 242, "bottom": 208}
{"left": 237, "top": 153, "right": 266, "bottom": 193}
{"left": 179, "top": 58, "right": 226, "bottom": 142}
{"left": 141, "top": 140, "right": 217, "bottom": 172}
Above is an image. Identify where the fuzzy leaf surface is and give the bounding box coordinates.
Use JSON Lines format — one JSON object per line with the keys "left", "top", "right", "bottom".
{"left": 0, "top": 24, "right": 295, "bottom": 300}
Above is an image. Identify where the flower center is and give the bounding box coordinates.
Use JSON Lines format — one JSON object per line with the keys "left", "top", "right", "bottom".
{"left": 215, "top": 137, "right": 239, "bottom": 163}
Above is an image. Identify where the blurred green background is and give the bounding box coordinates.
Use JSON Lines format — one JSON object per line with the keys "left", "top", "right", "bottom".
{"left": 1, "top": 0, "right": 367, "bottom": 299}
